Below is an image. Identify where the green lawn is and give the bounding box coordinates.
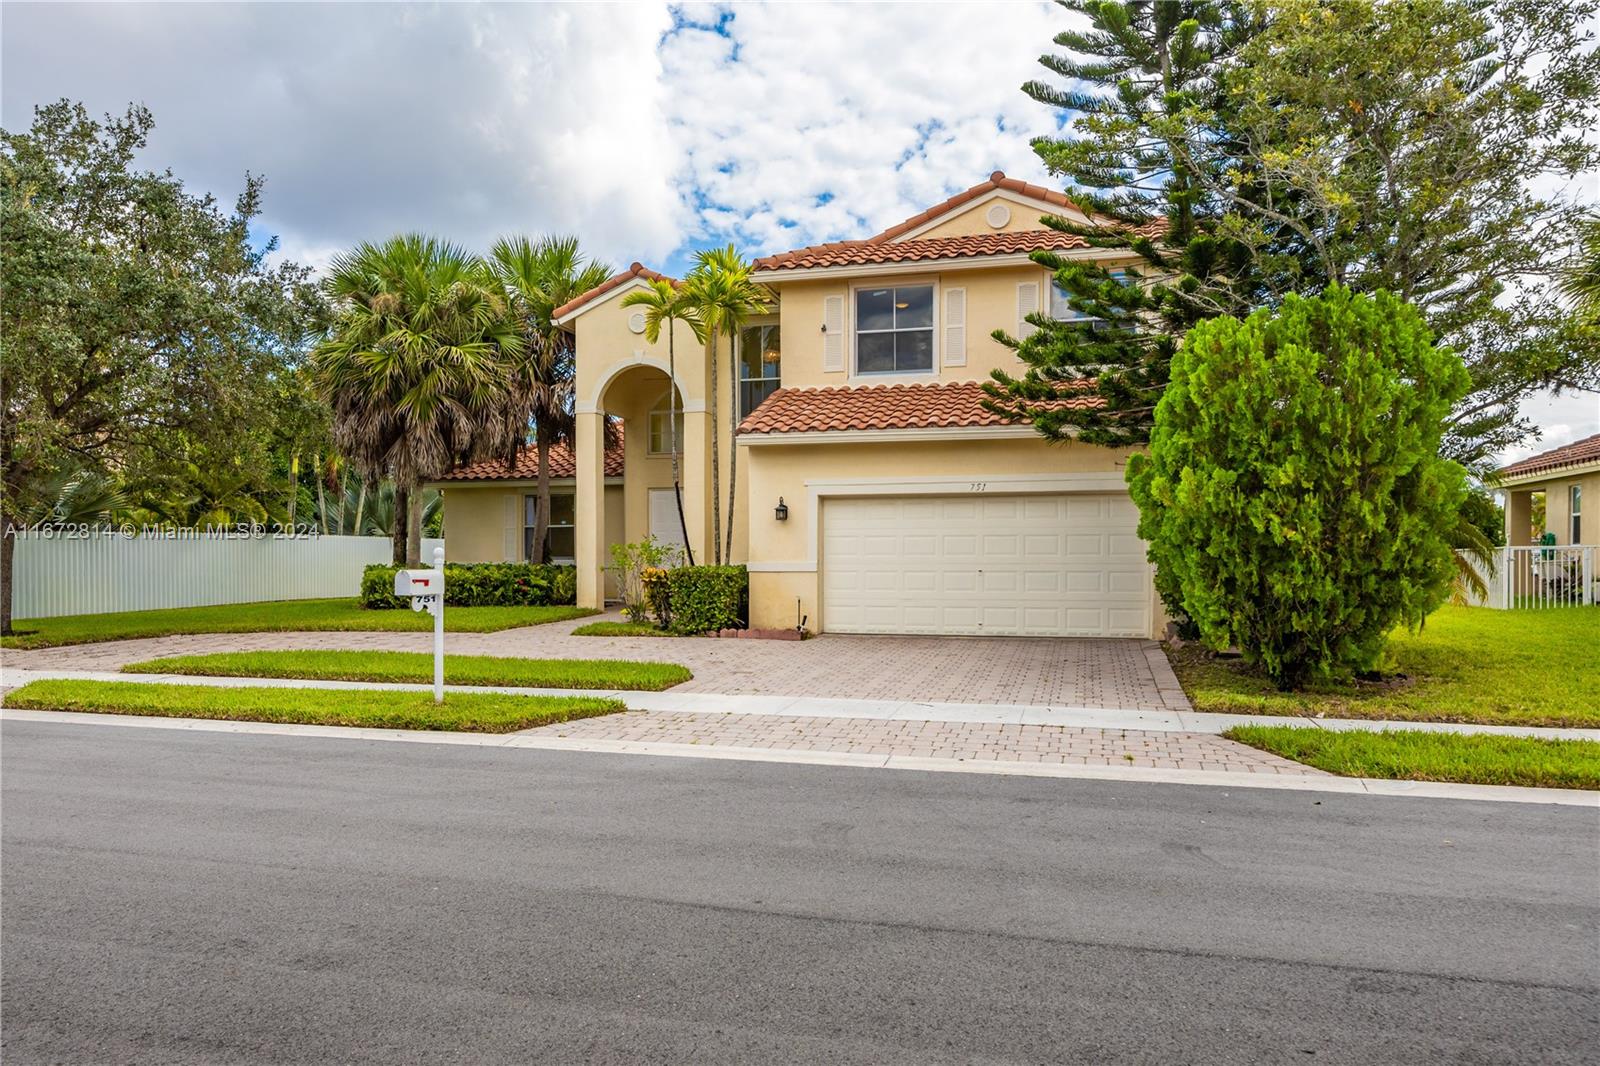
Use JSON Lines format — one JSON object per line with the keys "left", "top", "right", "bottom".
{"left": 1, "top": 599, "right": 598, "bottom": 650}
{"left": 124, "top": 650, "right": 691, "bottom": 691}
{"left": 3, "top": 679, "right": 623, "bottom": 733}
{"left": 1168, "top": 606, "right": 1600, "bottom": 728}
{"left": 571, "top": 621, "right": 682, "bottom": 637}
{"left": 1224, "top": 725, "right": 1600, "bottom": 790}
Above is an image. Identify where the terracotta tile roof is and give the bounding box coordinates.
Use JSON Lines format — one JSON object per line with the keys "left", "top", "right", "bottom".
{"left": 552, "top": 262, "right": 676, "bottom": 322}
{"left": 437, "top": 433, "right": 625, "bottom": 481}
{"left": 1496, "top": 432, "right": 1600, "bottom": 479}
{"left": 736, "top": 381, "right": 1100, "bottom": 436}
{"left": 752, "top": 229, "right": 1102, "bottom": 273}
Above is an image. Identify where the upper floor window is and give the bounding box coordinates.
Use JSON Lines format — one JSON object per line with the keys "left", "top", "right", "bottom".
{"left": 856, "top": 284, "right": 933, "bottom": 374}
{"left": 1571, "top": 484, "right": 1582, "bottom": 544}
{"left": 1050, "top": 270, "right": 1127, "bottom": 322}
{"left": 648, "top": 393, "right": 684, "bottom": 456}
{"left": 739, "top": 322, "right": 781, "bottom": 416}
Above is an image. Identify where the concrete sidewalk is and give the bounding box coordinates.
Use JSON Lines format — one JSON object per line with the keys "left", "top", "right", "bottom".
{"left": 5, "top": 666, "right": 1597, "bottom": 741}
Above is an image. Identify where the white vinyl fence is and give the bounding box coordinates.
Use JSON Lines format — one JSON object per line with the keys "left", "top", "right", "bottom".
{"left": 1459, "top": 545, "right": 1597, "bottom": 610}
{"left": 10, "top": 532, "right": 445, "bottom": 619}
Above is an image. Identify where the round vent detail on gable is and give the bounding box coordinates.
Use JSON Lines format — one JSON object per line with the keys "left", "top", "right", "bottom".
{"left": 985, "top": 202, "right": 1011, "bottom": 229}
{"left": 627, "top": 311, "right": 647, "bottom": 334}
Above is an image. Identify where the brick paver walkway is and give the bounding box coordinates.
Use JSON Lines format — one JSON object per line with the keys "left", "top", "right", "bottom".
{"left": 5, "top": 612, "right": 1189, "bottom": 710}
{"left": 547, "top": 711, "right": 1322, "bottom": 775}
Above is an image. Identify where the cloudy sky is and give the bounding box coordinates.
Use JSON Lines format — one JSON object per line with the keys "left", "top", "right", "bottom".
{"left": 3, "top": 1, "right": 1595, "bottom": 459}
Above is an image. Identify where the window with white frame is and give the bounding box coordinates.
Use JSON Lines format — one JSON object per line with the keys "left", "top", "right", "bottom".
{"left": 1571, "top": 484, "right": 1582, "bottom": 544}
{"left": 648, "top": 393, "right": 684, "bottom": 455}
{"left": 524, "top": 492, "right": 576, "bottom": 562}
{"left": 856, "top": 284, "right": 933, "bottom": 373}
{"left": 739, "top": 322, "right": 781, "bottom": 415}
{"left": 1050, "top": 269, "right": 1127, "bottom": 321}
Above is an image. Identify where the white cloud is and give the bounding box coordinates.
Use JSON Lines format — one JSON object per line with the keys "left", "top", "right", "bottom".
{"left": 657, "top": 1, "right": 1069, "bottom": 256}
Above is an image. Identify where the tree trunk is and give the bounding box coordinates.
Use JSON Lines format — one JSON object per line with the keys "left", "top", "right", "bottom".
{"left": 354, "top": 482, "right": 367, "bottom": 537}
{"left": 708, "top": 325, "right": 722, "bottom": 565}
{"left": 406, "top": 490, "right": 423, "bottom": 567}
{"left": 725, "top": 330, "right": 738, "bottom": 563}
{"left": 391, "top": 485, "right": 408, "bottom": 565}
{"left": 668, "top": 324, "right": 693, "bottom": 566}
{"left": 531, "top": 423, "right": 552, "bottom": 564}
{"left": 314, "top": 454, "right": 328, "bottom": 534}
{"left": 1, "top": 512, "right": 15, "bottom": 637}
{"left": 288, "top": 453, "right": 299, "bottom": 528}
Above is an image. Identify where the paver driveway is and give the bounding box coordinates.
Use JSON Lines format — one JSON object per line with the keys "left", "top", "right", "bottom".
{"left": 4, "top": 612, "right": 1189, "bottom": 710}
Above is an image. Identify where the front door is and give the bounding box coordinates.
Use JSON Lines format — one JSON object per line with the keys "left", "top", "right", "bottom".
{"left": 649, "top": 488, "right": 687, "bottom": 564}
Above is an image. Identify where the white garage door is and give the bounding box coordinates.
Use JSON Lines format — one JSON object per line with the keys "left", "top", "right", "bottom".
{"left": 822, "top": 494, "right": 1150, "bottom": 637}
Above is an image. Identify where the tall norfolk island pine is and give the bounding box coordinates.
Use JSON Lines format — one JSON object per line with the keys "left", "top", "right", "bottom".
{"left": 1127, "top": 287, "right": 1470, "bottom": 690}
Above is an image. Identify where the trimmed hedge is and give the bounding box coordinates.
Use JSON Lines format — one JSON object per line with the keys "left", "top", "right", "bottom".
{"left": 664, "top": 565, "right": 747, "bottom": 635}
{"left": 361, "top": 563, "right": 578, "bottom": 609}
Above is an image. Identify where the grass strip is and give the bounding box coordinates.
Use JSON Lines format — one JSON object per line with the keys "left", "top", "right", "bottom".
{"left": 1167, "top": 606, "right": 1600, "bottom": 729}
{"left": 571, "top": 621, "right": 682, "bottom": 637}
{"left": 1223, "top": 724, "right": 1600, "bottom": 790}
{"left": 4, "top": 679, "right": 623, "bottom": 733}
{"left": 1, "top": 600, "right": 598, "bottom": 650}
{"left": 124, "top": 650, "right": 691, "bottom": 691}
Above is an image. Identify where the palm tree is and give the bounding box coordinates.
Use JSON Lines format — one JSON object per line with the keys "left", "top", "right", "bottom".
{"left": 681, "top": 245, "right": 771, "bottom": 562}
{"left": 312, "top": 234, "right": 517, "bottom": 565}
{"left": 487, "top": 236, "right": 612, "bottom": 564}
{"left": 622, "top": 277, "right": 702, "bottom": 564}
{"left": 1558, "top": 213, "right": 1600, "bottom": 326}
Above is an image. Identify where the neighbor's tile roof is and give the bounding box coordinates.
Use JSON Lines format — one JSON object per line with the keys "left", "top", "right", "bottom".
{"left": 552, "top": 261, "right": 676, "bottom": 321}
{"left": 736, "top": 381, "right": 1100, "bottom": 436}
{"left": 437, "top": 434, "right": 625, "bottom": 481}
{"left": 753, "top": 230, "right": 1102, "bottom": 273}
{"left": 1496, "top": 432, "right": 1600, "bottom": 479}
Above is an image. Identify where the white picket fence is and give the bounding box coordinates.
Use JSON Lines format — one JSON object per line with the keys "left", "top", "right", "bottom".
{"left": 1459, "top": 545, "right": 1597, "bottom": 609}
{"left": 10, "top": 532, "right": 445, "bottom": 619}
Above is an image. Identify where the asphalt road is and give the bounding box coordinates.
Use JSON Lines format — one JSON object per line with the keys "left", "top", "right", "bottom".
{"left": 3, "top": 718, "right": 1597, "bottom": 1065}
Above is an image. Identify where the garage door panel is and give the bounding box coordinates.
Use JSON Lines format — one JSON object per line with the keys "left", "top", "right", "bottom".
{"left": 823, "top": 493, "right": 1149, "bottom": 637}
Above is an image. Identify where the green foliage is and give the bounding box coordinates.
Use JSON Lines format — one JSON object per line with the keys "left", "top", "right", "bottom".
{"left": 360, "top": 562, "right": 577, "bottom": 609}
{"left": 1459, "top": 489, "right": 1506, "bottom": 549}
{"left": 663, "top": 565, "right": 747, "bottom": 635}
{"left": 608, "top": 539, "right": 676, "bottom": 623}
{"left": 1127, "top": 286, "right": 1470, "bottom": 689}
{"left": 984, "top": 1, "right": 1264, "bottom": 447}
{"left": 0, "top": 100, "right": 324, "bottom": 631}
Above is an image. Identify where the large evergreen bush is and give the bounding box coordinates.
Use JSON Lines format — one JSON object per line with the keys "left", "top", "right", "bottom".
{"left": 1127, "top": 286, "right": 1469, "bottom": 689}
{"left": 360, "top": 562, "right": 576, "bottom": 609}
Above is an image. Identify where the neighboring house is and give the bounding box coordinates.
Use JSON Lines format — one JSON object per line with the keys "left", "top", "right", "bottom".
{"left": 443, "top": 172, "right": 1166, "bottom": 638}
{"left": 1496, "top": 433, "right": 1599, "bottom": 547}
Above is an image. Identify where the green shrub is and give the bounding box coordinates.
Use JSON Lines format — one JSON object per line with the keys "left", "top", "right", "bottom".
{"left": 1126, "top": 286, "right": 1470, "bottom": 690}
{"left": 665, "top": 565, "right": 747, "bottom": 635}
{"left": 608, "top": 539, "right": 676, "bottom": 624}
{"left": 360, "top": 562, "right": 577, "bottom": 609}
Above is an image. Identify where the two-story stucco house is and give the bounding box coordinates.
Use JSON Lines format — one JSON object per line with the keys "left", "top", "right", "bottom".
{"left": 434, "top": 172, "right": 1166, "bottom": 638}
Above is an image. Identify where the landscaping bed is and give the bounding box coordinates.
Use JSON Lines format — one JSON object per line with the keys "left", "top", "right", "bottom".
{"left": 3, "top": 679, "right": 623, "bottom": 733}
{"left": 1167, "top": 606, "right": 1600, "bottom": 728}
{"left": 1223, "top": 725, "right": 1600, "bottom": 790}
{"left": 1, "top": 600, "right": 598, "bottom": 650}
{"left": 124, "top": 650, "right": 691, "bottom": 690}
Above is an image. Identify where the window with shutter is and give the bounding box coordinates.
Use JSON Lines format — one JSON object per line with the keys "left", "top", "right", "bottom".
{"left": 1017, "top": 282, "right": 1038, "bottom": 340}
{"left": 943, "top": 287, "right": 966, "bottom": 367}
{"left": 823, "top": 294, "right": 845, "bottom": 372}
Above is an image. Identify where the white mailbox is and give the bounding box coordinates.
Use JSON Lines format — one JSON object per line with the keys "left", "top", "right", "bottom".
{"left": 394, "top": 568, "right": 443, "bottom": 598}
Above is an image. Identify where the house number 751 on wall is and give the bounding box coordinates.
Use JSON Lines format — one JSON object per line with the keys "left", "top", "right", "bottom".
{"left": 969, "top": 482, "right": 987, "bottom": 492}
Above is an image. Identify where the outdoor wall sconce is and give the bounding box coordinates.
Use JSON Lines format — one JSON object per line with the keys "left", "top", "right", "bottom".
{"left": 775, "top": 497, "right": 789, "bottom": 522}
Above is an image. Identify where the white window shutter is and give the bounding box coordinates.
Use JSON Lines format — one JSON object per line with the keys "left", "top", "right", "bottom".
{"left": 1016, "top": 282, "right": 1039, "bottom": 340}
{"left": 822, "top": 294, "right": 845, "bottom": 372}
{"left": 503, "top": 494, "right": 518, "bottom": 561}
{"left": 943, "top": 287, "right": 967, "bottom": 367}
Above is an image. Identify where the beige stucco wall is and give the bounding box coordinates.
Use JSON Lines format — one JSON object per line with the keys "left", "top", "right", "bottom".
{"left": 438, "top": 481, "right": 625, "bottom": 594}
{"left": 909, "top": 191, "right": 1090, "bottom": 240}
{"left": 1505, "top": 470, "right": 1599, "bottom": 545}
{"left": 740, "top": 435, "right": 1165, "bottom": 638}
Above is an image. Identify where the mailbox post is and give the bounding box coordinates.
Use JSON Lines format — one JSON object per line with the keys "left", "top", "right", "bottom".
{"left": 394, "top": 546, "right": 446, "bottom": 702}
